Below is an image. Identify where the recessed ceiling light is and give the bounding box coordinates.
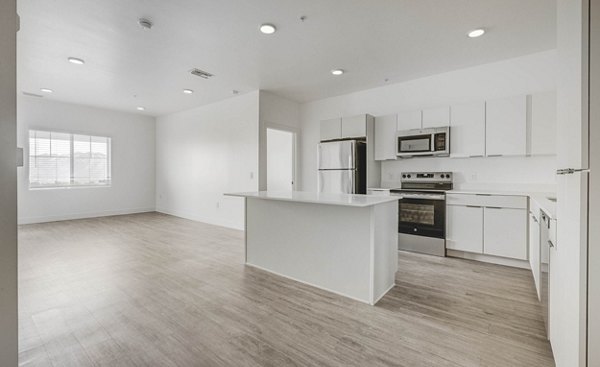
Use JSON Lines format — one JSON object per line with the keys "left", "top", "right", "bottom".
{"left": 259, "top": 23, "right": 276, "bottom": 34}
{"left": 183, "top": 89, "right": 194, "bottom": 94}
{"left": 331, "top": 69, "right": 345, "bottom": 76}
{"left": 40, "top": 88, "right": 53, "bottom": 93}
{"left": 68, "top": 57, "right": 85, "bottom": 65}
{"left": 136, "top": 106, "right": 145, "bottom": 111}
{"left": 467, "top": 29, "right": 485, "bottom": 38}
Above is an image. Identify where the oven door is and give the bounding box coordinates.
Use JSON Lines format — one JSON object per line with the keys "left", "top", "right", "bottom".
{"left": 398, "top": 195, "right": 445, "bottom": 239}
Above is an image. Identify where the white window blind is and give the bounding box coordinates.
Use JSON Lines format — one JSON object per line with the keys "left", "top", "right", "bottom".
{"left": 29, "top": 130, "right": 111, "bottom": 188}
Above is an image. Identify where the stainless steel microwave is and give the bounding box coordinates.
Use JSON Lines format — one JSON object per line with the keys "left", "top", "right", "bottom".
{"left": 396, "top": 127, "right": 450, "bottom": 157}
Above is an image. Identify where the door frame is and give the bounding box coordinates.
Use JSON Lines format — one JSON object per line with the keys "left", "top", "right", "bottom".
{"left": 588, "top": 0, "right": 599, "bottom": 364}
{"left": 264, "top": 122, "right": 298, "bottom": 191}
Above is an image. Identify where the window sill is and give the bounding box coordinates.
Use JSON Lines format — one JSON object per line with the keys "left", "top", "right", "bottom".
{"left": 28, "top": 184, "right": 112, "bottom": 191}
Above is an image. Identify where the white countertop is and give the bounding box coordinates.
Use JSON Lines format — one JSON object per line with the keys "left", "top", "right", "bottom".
{"left": 225, "top": 191, "right": 399, "bottom": 207}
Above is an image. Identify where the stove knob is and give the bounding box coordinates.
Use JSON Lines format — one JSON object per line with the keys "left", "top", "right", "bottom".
{"left": 407, "top": 174, "right": 411, "bottom": 178}
{"left": 402, "top": 174, "right": 406, "bottom": 179}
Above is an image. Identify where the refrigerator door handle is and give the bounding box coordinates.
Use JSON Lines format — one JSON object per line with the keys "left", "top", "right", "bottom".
{"left": 556, "top": 168, "right": 590, "bottom": 175}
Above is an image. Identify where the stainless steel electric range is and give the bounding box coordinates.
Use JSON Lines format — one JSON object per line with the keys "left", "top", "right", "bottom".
{"left": 390, "top": 172, "right": 453, "bottom": 257}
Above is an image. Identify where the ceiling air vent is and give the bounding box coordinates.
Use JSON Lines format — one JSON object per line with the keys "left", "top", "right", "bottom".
{"left": 22, "top": 91, "right": 43, "bottom": 98}
{"left": 190, "top": 68, "right": 214, "bottom": 79}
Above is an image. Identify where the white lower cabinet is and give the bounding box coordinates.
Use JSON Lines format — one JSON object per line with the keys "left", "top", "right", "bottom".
{"left": 446, "top": 205, "right": 484, "bottom": 253}
{"left": 483, "top": 207, "right": 528, "bottom": 260}
{"left": 446, "top": 193, "right": 528, "bottom": 261}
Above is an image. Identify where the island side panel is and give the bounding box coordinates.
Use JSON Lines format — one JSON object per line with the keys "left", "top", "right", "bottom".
{"left": 246, "top": 198, "right": 372, "bottom": 303}
{"left": 371, "top": 201, "right": 398, "bottom": 304}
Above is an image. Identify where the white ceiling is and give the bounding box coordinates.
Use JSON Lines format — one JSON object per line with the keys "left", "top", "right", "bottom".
{"left": 17, "top": 0, "right": 556, "bottom": 116}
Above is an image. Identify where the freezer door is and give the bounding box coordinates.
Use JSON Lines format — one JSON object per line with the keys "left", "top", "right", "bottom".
{"left": 318, "top": 170, "right": 355, "bottom": 194}
{"left": 318, "top": 140, "right": 355, "bottom": 170}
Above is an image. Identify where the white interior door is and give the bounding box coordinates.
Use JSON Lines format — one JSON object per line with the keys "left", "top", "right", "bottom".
{"left": 267, "top": 128, "right": 295, "bottom": 191}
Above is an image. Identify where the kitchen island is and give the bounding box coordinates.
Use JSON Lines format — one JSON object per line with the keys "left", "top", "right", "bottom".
{"left": 225, "top": 191, "right": 399, "bottom": 305}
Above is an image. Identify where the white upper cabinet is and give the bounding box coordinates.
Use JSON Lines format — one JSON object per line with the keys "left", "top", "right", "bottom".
{"left": 530, "top": 91, "right": 557, "bottom": 156}
{"left": 396, "top": 110, "right": 422, "bottom": 131}
{"left": 320, "top": 118, "right": 342, "bottom": 141}
{"left": 450, "top": 101, "right": 486, "bottom": 158}
{"left": 485, "top": 95, "right": 528, "bottom": 156}
{"left": 422, "top": 106, "right": 450, "bottom": 128}
{"left": 341, "top": 115, "right": 367, "bottom": 138}
{"left": 374, "top": 114, "right": 398, "bottom": 161}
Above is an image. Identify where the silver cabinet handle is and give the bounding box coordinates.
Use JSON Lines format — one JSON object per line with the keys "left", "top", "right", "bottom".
{"left": 469, "top": 155, "right": 483, "bottom": 158}
{"left": 557, "top": 168, "right": 590, "bottom": 175}
{"left": 476, "top": 193, "right": 492, "bottom": 196}
{"left": 466, "top": 205, "right": 482, "bottom": 208}
{"left": 487, "top": 206, "right": 503, "bottom": 209}
{"left": 487, "top": 154, "right": 503, "bottom": 157}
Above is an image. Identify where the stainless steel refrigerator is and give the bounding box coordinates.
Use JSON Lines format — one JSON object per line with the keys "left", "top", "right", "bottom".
{"left": 317, "top": 140, "right": 366, "bottom": 194}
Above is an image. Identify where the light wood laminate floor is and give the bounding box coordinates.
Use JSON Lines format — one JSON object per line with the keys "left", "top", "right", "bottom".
{"left": 18, "top": 212, "right": 554, "bottom": 367}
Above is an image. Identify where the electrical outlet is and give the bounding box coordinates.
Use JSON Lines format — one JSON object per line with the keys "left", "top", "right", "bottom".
{"left": 388, "top": 172, "right": 394, "bottom": 180}
{"left": 216, "top": 201, "right": 220, "bottom": 209}
{"left": 470, "top": 173, "right": 478, "bottom": 181}
{"left": 250, "top": 172, "right": 254, "bottom": 179}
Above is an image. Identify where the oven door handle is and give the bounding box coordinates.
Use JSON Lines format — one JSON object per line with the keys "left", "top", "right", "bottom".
{"left": 400, "top": 194, "right": 445, "bottom": 201}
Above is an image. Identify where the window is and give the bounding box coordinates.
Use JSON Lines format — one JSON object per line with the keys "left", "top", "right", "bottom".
{"left": 29, "top": 130, "right": 111, "bottom": 188}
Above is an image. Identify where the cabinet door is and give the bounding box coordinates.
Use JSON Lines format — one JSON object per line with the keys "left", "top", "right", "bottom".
{"left": 446, "top": 205, "right": 484, "bottom": 253}
{"left": 530, "top": 91, "right": 557, "bottom": 156}
{"left": 320, "top": 118, "right": 342, "bottom": 141}
{"left": 529, "top": 211, "right": 541, "bottom": 299}
{"left": 422, "top": 106, "right": 450, "bottom": 128}
{"left": 450, "top": 101, "right": 485, "bottom": 158}
{"left": 484, "top": 207, "right": 528, "bottom": 260}
{"left": 374, "top": 114, "right": 397, "bottom": 160}
{"left": 341, "top": 115, "right": 367, "bottom": 138}
{"left": 485, "top": 95, "right": 528, "bottom": 156}
{"left": 397, "top": 110, "right": 422, "bottom": 131}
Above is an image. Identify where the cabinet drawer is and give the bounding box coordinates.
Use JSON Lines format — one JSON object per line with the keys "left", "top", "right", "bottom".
{"left": 446, "top": 193, "right": 527, "bottom": 209}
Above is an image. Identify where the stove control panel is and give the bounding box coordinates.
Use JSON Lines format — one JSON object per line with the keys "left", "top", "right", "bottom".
{"left": 400, "top": 172, "right": 453, "bottom": 182}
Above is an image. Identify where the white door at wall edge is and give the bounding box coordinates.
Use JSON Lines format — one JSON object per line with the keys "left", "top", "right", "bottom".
{"left": 267, "top": 128, "right": 294, "bottom": 191}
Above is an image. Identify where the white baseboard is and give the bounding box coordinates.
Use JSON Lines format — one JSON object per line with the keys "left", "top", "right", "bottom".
{"left": 446, "top": 249, "right": 531, "bottom": 269}
{"left": 18, "top": 207, "right": 156, "bottom": 225}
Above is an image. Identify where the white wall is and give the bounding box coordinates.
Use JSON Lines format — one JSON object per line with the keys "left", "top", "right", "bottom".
{"left": 0, "top": 0, "right": 18, "bottom": 364}
{"left": 155, "top": 91, "right": 260, "bottom": 230}
{"left": 17, "top": 97, "right": 156, "bottom": 224}
{"left": 300, "top": 50, "right": 558, "bottom": 192}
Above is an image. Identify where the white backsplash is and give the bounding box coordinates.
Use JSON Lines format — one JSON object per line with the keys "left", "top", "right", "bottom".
{"left": 380, "top": 155, "right": 557, "bottom": 193}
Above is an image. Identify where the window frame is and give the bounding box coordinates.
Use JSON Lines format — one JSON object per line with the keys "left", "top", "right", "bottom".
{"left": 28, "top": 128, "right": 112, "bottom": 190}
